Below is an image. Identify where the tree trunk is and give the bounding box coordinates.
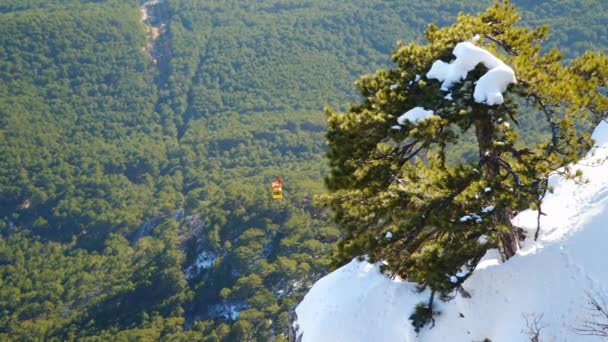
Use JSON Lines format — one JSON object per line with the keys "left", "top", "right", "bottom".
{"left": 496, "top": 206, "right": 519, "bottom": 260}
{"left": 475, "top": 110, "right": 520, "bottom": 261}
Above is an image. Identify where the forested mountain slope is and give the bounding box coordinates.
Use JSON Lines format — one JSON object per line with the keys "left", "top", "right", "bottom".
{"left": 0, "top": 0, "right": 606, "bottom": 340}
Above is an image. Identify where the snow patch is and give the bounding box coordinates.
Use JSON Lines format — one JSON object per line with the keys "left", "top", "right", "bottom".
{"left": 473, "top": 64, "right": 517, "bottom": 105}
{"left": 460, "top": 214, "right": 481, "bottom": 223}
{"left": 481, "top": 205, "right": 495, "bottom": 213}
{"left": 397, "top": 107, "right": 436, "bottom": 125}
{"left": 208, "top": 303, "right": 247, "bottom": 320}
{"left": 591, "top": 119, "right": 608, "bottom": 145}
{"left": 185, "top": 250, "right": 217, "bottom": 279}
{"left": 294, "top": 259, "right": 429, "bottom": 342}
{"left": 459, "top": 215, "right": 472, "bottom": 222}
{"left": 426, "top": 42, "right": 516, "bottom": 105}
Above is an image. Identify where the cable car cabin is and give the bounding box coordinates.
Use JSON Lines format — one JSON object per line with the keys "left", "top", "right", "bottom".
{"left": 271, "top": 177, "right": 283, "bottom": 199}
{"left": 272, "top": 186, "right": 282, "bottom": 199}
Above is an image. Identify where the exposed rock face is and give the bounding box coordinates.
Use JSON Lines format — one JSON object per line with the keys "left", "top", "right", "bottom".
{"left": 139, "top": 0, "right": 169, "bottom": 65}
{"left": 288, "top": 309, "right": 303, "bottom": 342}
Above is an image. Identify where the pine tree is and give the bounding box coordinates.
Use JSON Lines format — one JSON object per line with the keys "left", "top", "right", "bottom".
{"left": 321, "top": 1, "right": 608, "bottom": 301}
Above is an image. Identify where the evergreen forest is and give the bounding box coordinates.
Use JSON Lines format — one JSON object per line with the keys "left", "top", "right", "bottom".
{"left": 0, "top": 0, "right": 606, "bottom": 340}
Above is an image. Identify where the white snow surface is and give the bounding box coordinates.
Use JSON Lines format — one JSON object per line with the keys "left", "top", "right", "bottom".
{"left": 459, "top": 215, "right": 472, "bottom": 222}
{"left": 426, "top": 41, "right": 516, "bottom": 105}
{"left": 397, "top": 107, "right": 436, "bottom": 124}
{"left": 294, "top": 259, "right": 427, "bottom": 342}
{"left": 473, "top": 64, "right": 517, "bottom": 105}
{"left": 295, "top": 122, "right": 608, "bottom": 341}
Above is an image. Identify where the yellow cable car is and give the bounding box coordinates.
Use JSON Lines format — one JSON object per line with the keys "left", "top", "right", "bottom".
{"left": 271, "top": 177, "right": 283, "bottom": 199}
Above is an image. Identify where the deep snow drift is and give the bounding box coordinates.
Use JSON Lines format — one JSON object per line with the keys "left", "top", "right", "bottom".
{"left": 294, "top": 120, "right": 608, "bottom": 341}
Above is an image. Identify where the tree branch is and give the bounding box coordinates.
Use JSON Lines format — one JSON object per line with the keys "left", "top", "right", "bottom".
{"left": 483, "top": 34, "right": 518, "bottom": 56}
{"left": 573, "top": 292, "right": 608, "bottom": 337}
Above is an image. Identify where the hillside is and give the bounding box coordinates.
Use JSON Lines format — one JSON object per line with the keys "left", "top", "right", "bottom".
{"left": 295, "top": 121, "right": 608, "bottom": 341}
{"left": 0, "top": 0, "right": 607, "bottom": 340}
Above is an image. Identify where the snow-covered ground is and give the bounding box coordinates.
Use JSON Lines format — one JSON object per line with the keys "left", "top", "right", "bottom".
{"left": 294, "top": 120, "right": 608, "bottom": 341}
{"left": 185, "top": 250, "right": 217, "bottom": 279}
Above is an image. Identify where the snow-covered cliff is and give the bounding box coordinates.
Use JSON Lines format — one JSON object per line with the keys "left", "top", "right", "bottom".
{"left": 293, "top": 121, "right": 608, "bottom": 341}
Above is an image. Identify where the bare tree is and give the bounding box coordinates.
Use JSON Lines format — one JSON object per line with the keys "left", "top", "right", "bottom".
{"left": 573, "top": 292, "right": 608, "bottom": 338}
{"left": 522, "top": 313, "right": 547, "bottom": 342}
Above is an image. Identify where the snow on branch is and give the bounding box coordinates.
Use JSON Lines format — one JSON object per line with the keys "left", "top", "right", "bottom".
{"left": 426, "top": 41, "right": 516, "bottom": 105}
{"left": 397, "top": 107, "right": 436, "bottom": 124}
